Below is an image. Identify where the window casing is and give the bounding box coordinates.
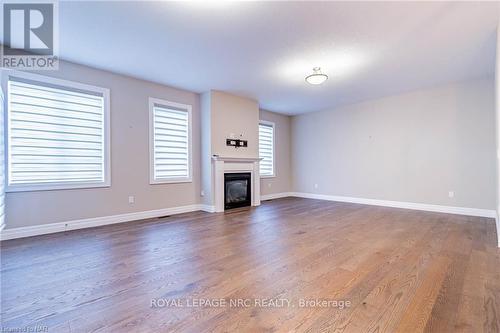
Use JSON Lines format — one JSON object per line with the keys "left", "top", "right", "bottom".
{"left": 259, "top": 121, "right": 275, "bottom": 177}
{"left": 4, "top": 71, "right": 110, "bottom": 192}
{"left": 0, "top": 89, "right": 4, "bottom": 230}
{"left": 149, "top": 98, "right": 192, "bottom": 184}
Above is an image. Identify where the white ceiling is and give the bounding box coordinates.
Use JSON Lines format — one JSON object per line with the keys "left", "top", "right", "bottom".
{"left": 16, "top": 2, "right": 500, "bottom": 114}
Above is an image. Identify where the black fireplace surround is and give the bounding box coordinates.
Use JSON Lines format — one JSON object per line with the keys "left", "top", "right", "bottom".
{"left": 224, "top": 172, "right": 251, "bottom": 210}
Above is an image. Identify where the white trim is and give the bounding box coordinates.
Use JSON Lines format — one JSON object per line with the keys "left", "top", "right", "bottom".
{"left": 496, "top": 208, "right": 500, "bottom": 247}
{"left": 149, "top": 97, "right": 192, "bottom": 184}
{"left": 5, "top": 181, "right": 111, "bottom": 193}
{"left": 290, "top": 192, "right": 496, "bottom": 218}
{"left": 0, "top": 204, "right": 207, "bottom": 241}
{"left": 2, "top": 194, "right": 494, "bottom": 241}
{"left": 200, "top": 205, "right": 215, "bottom": 213}
{"left": 259, "top": 120, "right": 275, "bottom": 177}
{"left": 2, "top": 70, "right": 111, "bottom": 192}
{"left": 0, "top": 88, "right": 4, "bottom": 232}
{"left": 261, "top": 192, "right": 293, "bottom": 201}
{"left": 212, "top": 158, "right": 261, "bottom": 212}
{"left": 211, "top": 156, "right": 261, "bottom": 162}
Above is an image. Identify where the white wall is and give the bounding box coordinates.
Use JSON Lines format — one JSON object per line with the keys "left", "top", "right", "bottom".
{"left": 4, "top": 61, "right": 202, "bottom": 228}
{"left": 292, "top": 78, "right": 496, "bottom": 210}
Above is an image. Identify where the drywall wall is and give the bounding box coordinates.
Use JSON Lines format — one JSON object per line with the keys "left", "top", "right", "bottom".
{"left": 200, "top": 90, "right": 260, "bottom": 206}
{"left": 4, "top": 61, "right": 201, "bottom": 228}
{"left": 495, "top": 24, "right": 500, "bottom": 245}
{"left": 292, "top": 78, "right": 496, "bottom": 210}
{"left": 210, "top": 91, "right": 259, "bottom": 159}
{"left": 260, "top": 109, "right": 292, "bottom": 196}
{"left": 200, "top": 92, "right": 213, "bottom": 206}
{"left": 0, "top": 90, "right": 4, "bottom": 231}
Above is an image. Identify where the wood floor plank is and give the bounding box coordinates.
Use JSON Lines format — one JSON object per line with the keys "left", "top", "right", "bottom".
{"left": 1, "top": 197, "right": 499, "bottom": 332}
{"left": 394, "top": 255, "right": 452, "bottom": 332}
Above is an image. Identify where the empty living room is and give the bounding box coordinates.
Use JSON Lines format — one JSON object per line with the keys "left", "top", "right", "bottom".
{"left": 2, "top": 1, "right": 500, "bottom": 332}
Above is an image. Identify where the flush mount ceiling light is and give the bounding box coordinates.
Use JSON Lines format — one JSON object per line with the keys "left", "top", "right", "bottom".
{"left": 305, "top": 67, "right": 328, "bottom": 85}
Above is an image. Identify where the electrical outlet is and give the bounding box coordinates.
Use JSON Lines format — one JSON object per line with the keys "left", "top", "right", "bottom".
{"left": 448, "top": 191, "right": 454, "bottom": 198}
{"left": 128, "top": 196, "right": 135, "bottom": 204}
{"left": 268, "top": 183, "right": 272, "bottom": 188}
{"left": 200, "top": 190, "right": 205, "bottom": 197}
{"left": 314, "top": 184, "right": 319, "bottom": 189}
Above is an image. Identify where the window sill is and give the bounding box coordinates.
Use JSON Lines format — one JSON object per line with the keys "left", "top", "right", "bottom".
{"left": 150, "top": 178, "right": 193, "bottom": 185}
{"left": 260, "top": 175, "right": 276, "bottom": 179}
{"left": 6, "top": 181, "right": 111, "bottom": 193}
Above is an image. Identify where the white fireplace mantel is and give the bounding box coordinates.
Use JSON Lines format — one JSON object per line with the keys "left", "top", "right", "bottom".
{"left": 211, "top": 156, "right": 262, "bottom": 212}
{"left": 211, "top": 156, "right": 262, "bottom": 162}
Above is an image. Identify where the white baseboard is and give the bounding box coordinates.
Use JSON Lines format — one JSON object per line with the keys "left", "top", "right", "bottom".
{"left": 290, "top": 192, "right": 496, "bottom": 218}
{"left": 261, "top": 192, "right": 293, "bottom": 201}
{"left": 200, "top": 205, "right": 215, "bottom": 213}
{"left": 1, "top": 204, "right": 204, "bottom": 241}
{"left": 3, "top": 194, "right": 495, "bottom": 241}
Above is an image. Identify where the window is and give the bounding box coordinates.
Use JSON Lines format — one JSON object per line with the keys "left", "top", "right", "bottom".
{"left": 259, "top": 121, "right": 275, "bottom": 177}
{"left": 149, "top": 98, "right": 192, "bottom": 184}
{"left": 0, "top": 89, "right": 4, "bottom": 230}
{"left": 5, "top": 72, "right": 110, "bottom": 192}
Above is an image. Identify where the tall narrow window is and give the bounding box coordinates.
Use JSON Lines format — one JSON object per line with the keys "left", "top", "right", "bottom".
{"left": 149, "top": 98, "right": 192, "bottom": 184}
{"left": 259, "top": 121, "right": 275, "bottom": 177}
{"left": 0, "top": 89, "right": 5, "bottom": 230}
{"left": 6, "top": 73, "right": 110, "bottom": 192}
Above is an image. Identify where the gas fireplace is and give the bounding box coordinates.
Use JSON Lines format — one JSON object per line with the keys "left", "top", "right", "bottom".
{"left": 224, "top": 172, "right": 251, "bottom": 210}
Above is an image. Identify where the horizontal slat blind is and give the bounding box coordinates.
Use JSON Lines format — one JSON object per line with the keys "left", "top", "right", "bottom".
{"left": 0, "top": 91, "right": 5, "bottom": 229}
{"left": 259, "top": 123, "right": 274, "bottom": 176}
{"left": 152, "top": 104, "right": 190, "bottom": 181}
{"left": 7, "top": 78, "right": 106, "bottom": 186}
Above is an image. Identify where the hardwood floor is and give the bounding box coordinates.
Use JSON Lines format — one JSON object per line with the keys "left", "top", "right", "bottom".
{"left": 1, "top": 197, "right": 500, "bottom": 332}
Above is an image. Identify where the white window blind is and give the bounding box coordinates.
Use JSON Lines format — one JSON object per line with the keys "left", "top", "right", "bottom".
{"left": 7, "top": 75, "right": 109, "bottom": 191}
{"left": 150, "top": 98, "right": 191, "bottom": 183}
{"left": 259, "top": 122, "right": 274, "bottom": 177}
{"left": 0, "top": 90, "right": 5, "bottom": 230}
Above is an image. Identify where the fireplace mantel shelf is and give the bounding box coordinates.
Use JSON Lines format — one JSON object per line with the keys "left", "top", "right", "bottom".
{"left": 211, "top": 156, "right": 262, "bottom": 162}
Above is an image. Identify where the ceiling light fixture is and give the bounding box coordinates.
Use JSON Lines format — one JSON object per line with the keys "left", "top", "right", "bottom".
{"left": 305, "top": 67, "right": 328, "bottom": 85}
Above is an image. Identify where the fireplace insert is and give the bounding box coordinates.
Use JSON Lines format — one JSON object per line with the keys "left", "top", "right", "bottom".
{"left": 224, "top": 172, "right": 251, "bottom": 210}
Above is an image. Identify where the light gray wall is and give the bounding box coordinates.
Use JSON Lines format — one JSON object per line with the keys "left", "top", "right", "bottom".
{"left": 200, "top": 92, "right": 213, "bottom": 206}
{"left": 5, "top": 61, "right": 494, "bottom": 229}
{"left": 210, "top": 90, "right": 259, "bottom": 159}
{"left": 5, "top": 61, "right": 202, "bottom": 228}
{"left": 260, "top": 109, "right": 292, "bottom": 195}
{"left": 200, "top": 90, "right": 260, "bottom": 207}
{"left": 495, "top": 25, "right": 500, "bottom": 244}
{"left": 0, "top": 90, "right": 4, "bottom": 230}
{"left": 292, "top": 78, "right": 496, "bottom": 209}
